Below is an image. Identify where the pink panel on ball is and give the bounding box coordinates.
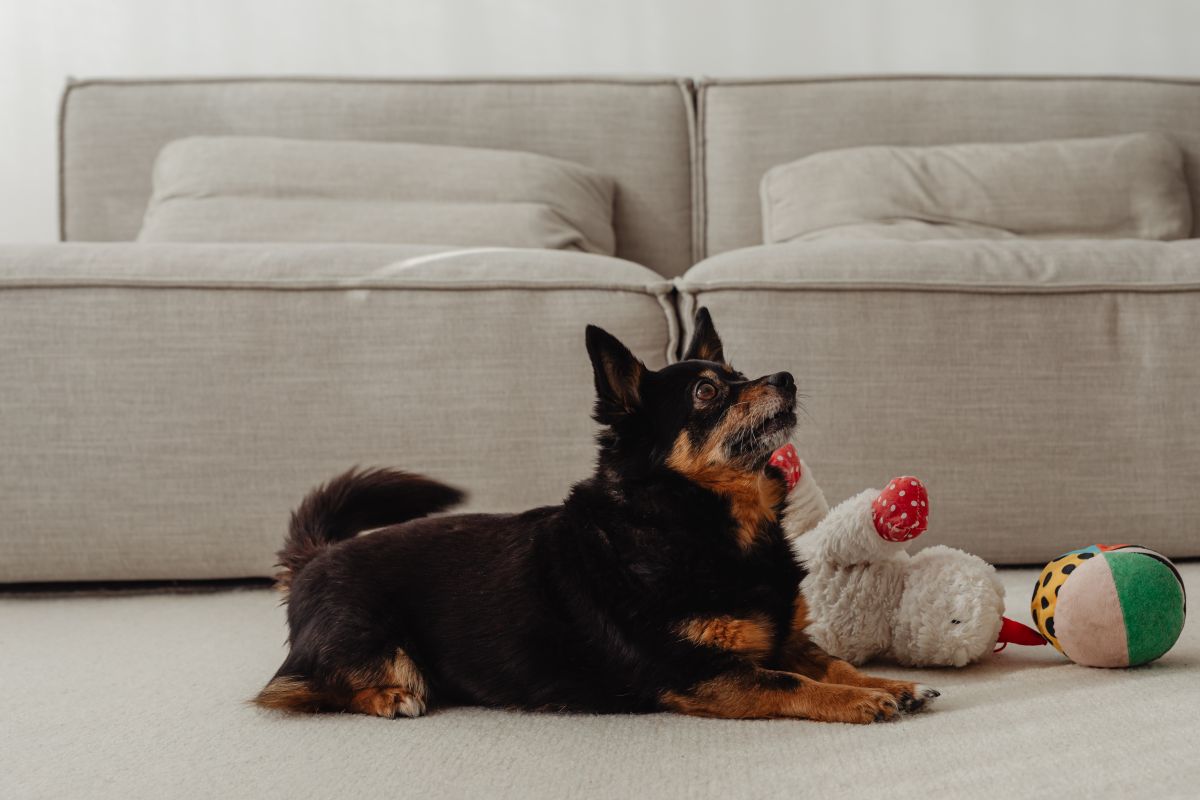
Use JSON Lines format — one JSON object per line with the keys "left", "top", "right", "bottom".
{"left": 1055, "top": 556, "right": 1129, "bottom": 668}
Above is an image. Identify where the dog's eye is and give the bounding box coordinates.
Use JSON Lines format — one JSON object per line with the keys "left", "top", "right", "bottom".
{"left": 694, "top": 381, "right": 717, "bottom": 402}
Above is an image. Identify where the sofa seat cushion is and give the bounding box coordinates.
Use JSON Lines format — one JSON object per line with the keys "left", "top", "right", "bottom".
{"left": 679, "top": 240, "right": 1200, "bottom": 564}
{"left": 4, "top": 565, "right": 1198, "bottom": 798}
{"left": 137, "top": 137, "right": 618, "bottom": 254}
{"left": 0, "top": 244, "right": 675, "bottom": 582}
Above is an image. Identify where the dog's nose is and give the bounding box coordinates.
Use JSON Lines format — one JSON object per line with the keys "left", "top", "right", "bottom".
{"left": 767, "top": 371, "right": 795, "bottom": 390}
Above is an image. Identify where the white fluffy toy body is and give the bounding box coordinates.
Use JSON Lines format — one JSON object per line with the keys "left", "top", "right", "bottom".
{"left": 770, "top": 444, "right": 1043, "bottom": 667}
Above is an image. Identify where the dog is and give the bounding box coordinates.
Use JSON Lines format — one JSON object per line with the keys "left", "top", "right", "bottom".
{"left": 254, "top": 308, "right": 939, "bottom": 722}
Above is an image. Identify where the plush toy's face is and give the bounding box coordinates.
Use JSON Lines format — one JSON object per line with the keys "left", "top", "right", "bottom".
{"left": 892, "top": 546, "right": 1006, "bottom": 667}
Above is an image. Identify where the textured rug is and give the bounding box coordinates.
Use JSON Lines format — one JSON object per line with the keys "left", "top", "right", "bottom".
{"left": 3, "top": 565, "right": 1196, "bottom": 799}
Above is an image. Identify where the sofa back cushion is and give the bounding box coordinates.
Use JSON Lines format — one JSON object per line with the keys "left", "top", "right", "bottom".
{"left": 761, "top": 134, "right": 1191, "bottom": 244}
{"left": 60, "top": 77, "right": 695, "bottom": 276}
{"left": 138, "top": 137, "right": 617, "bottom": 253}
{"left": 701, "top": 76, "right": 1200, "bottom": 256}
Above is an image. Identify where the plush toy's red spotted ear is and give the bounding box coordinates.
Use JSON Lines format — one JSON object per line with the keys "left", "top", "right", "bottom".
{"left": 872, "top": 477, "right": 929, "bottom": 541}
{"left": 768, "top": 443, "right": 802, "bottom": 491}
{"left": 995, "top": 616, "right": 1047, "bottom": 652}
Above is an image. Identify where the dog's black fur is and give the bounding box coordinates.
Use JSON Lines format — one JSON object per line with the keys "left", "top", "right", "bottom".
{"left": 256, "top": 310, "right": 931, "bottom": 722}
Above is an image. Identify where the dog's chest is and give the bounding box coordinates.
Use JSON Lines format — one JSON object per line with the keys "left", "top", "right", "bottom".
{"left": 676, "top": 530, "right": 802, "bottom": 619}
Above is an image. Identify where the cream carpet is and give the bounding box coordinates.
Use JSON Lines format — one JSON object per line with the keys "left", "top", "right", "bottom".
{"left": 3, "top": 565, "right": 1197, "bottom": 799}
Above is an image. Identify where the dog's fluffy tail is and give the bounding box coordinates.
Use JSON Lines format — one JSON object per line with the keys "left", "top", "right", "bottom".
{"left": 275, "top": 467, "right": 464, "bottom": 592}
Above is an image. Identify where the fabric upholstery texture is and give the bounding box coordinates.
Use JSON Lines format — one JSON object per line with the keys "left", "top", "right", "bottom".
{"left": 0, "top": 243, "right": 675, "bottom": 582}
{"left": 4, "top": 565, "right": 1197, "bottom": 799}
{"left": 761, "top": 133, "right": 1191, "bottom": 244}
{"left": 700, "top": 76, "right": 1200, "bottom": 256}
{"left": 679, "top": 239, "right": 1200, "bottom": 564}
{"left": 765, "top": 219, "right": 1028, "bottom": 242}
{"left": 139, "top": 136, "right": 617, "bottom": 254}
{"left": 60, "top": 77, "right": 696, "bottom": 276}
{"left": 10, "top": 78, "right": 1199, "bottom": 798}
{"left": 24, "top": 73, "right": 1200, "bottom": 577}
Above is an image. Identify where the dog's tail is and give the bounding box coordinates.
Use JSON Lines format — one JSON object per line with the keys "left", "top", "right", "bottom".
{"left": 275, "top": 467, "right": 464, "bottom": 593}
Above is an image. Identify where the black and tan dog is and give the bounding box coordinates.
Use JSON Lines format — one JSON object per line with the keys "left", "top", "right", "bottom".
{"left": 255, "top": 309, "right": 938, "bottom": 723}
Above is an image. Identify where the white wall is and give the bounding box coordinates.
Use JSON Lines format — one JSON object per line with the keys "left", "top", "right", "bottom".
{"left": 4, "top": 0, "right": 1200, "bottom": 242}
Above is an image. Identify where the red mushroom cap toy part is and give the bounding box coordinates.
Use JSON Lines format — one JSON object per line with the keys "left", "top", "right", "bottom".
{"left": 872, "top": 477, "right": 929, "bottom": 541}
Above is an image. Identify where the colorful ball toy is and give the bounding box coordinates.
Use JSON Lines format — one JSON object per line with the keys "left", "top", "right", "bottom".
{"left": 1031, "top": 545, "right": 1186, "bottom": 668}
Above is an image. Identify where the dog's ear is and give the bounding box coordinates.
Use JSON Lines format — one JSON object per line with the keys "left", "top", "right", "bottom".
{"left": 683, "top": 307, "right": 725, "bottom": 363}
{"left": 585, "top": 325, "right": 645, "bottom": 423}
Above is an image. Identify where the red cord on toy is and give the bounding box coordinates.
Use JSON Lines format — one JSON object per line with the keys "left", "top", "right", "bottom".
{"left": 995, "top": 616, "right": 1047, "bottom": 653}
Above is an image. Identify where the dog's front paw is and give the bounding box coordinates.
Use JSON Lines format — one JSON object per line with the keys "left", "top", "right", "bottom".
{"left": 844, "top": 672, "right": 940, "bottom": 714}
{"left": 853, "top": 688, "right": 901, "bottom": 724}
{"left": 808, "top": 684, "right": 900, "bottom": 724}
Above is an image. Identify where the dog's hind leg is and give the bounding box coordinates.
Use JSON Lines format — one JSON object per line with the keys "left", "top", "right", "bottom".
{"left": 346, "top": 648, "right": 429, "bottom": 719}
{"left": 256, "top": 648, "right": 429, "bottom": 718}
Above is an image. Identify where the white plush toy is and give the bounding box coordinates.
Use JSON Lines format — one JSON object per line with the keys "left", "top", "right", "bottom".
{"left": 769, "top": 443, "right": 1045, "bottom": 667}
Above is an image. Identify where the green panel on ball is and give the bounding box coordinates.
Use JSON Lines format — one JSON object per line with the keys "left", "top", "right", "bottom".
{"left": 1106, "top": 552, "right": 1186, "bottom": 666}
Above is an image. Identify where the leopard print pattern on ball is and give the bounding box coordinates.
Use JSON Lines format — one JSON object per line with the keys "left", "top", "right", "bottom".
{"left": 1031, "top": 544, "right": 1138, "bottom": 654}
{"left": 1031, "top": 551, "right": 1095, "bottom": 653}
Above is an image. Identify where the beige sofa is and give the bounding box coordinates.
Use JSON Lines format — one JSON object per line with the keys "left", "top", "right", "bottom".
{"left": 4, "top": 76, "right": 1198, "bottom": 799}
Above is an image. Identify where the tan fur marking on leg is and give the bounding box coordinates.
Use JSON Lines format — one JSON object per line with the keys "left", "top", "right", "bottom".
{"left": 385, "top": 648, "right": 428, "bottom": 699}
{"left": 660, "top": 667, "right": 898, "bottom": 724}
{"left": 253, "top": 676, "right": 326, "bottom": 712}
{"left": 255, "top": 650, "right": 429, "bottom": 717}
{"left": 676, "top": 614, "right": 775, "bottom": 660}
{"left": 774, "top": 599, "right": 838, "bottom": 680}
{"left": 777, "top": 624, "right": 924, "bottom": 711}
{"left": 791, "top": 594, "right": 811, "bottom": 634}
{"left": 350, "top": 686, "right": 426, "bottom": 719}
{"left": 821, "top": 660, "right": 918, "bottom": 700}
{"left": 345, "top": 648, "right": 429, "bottom": 718}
